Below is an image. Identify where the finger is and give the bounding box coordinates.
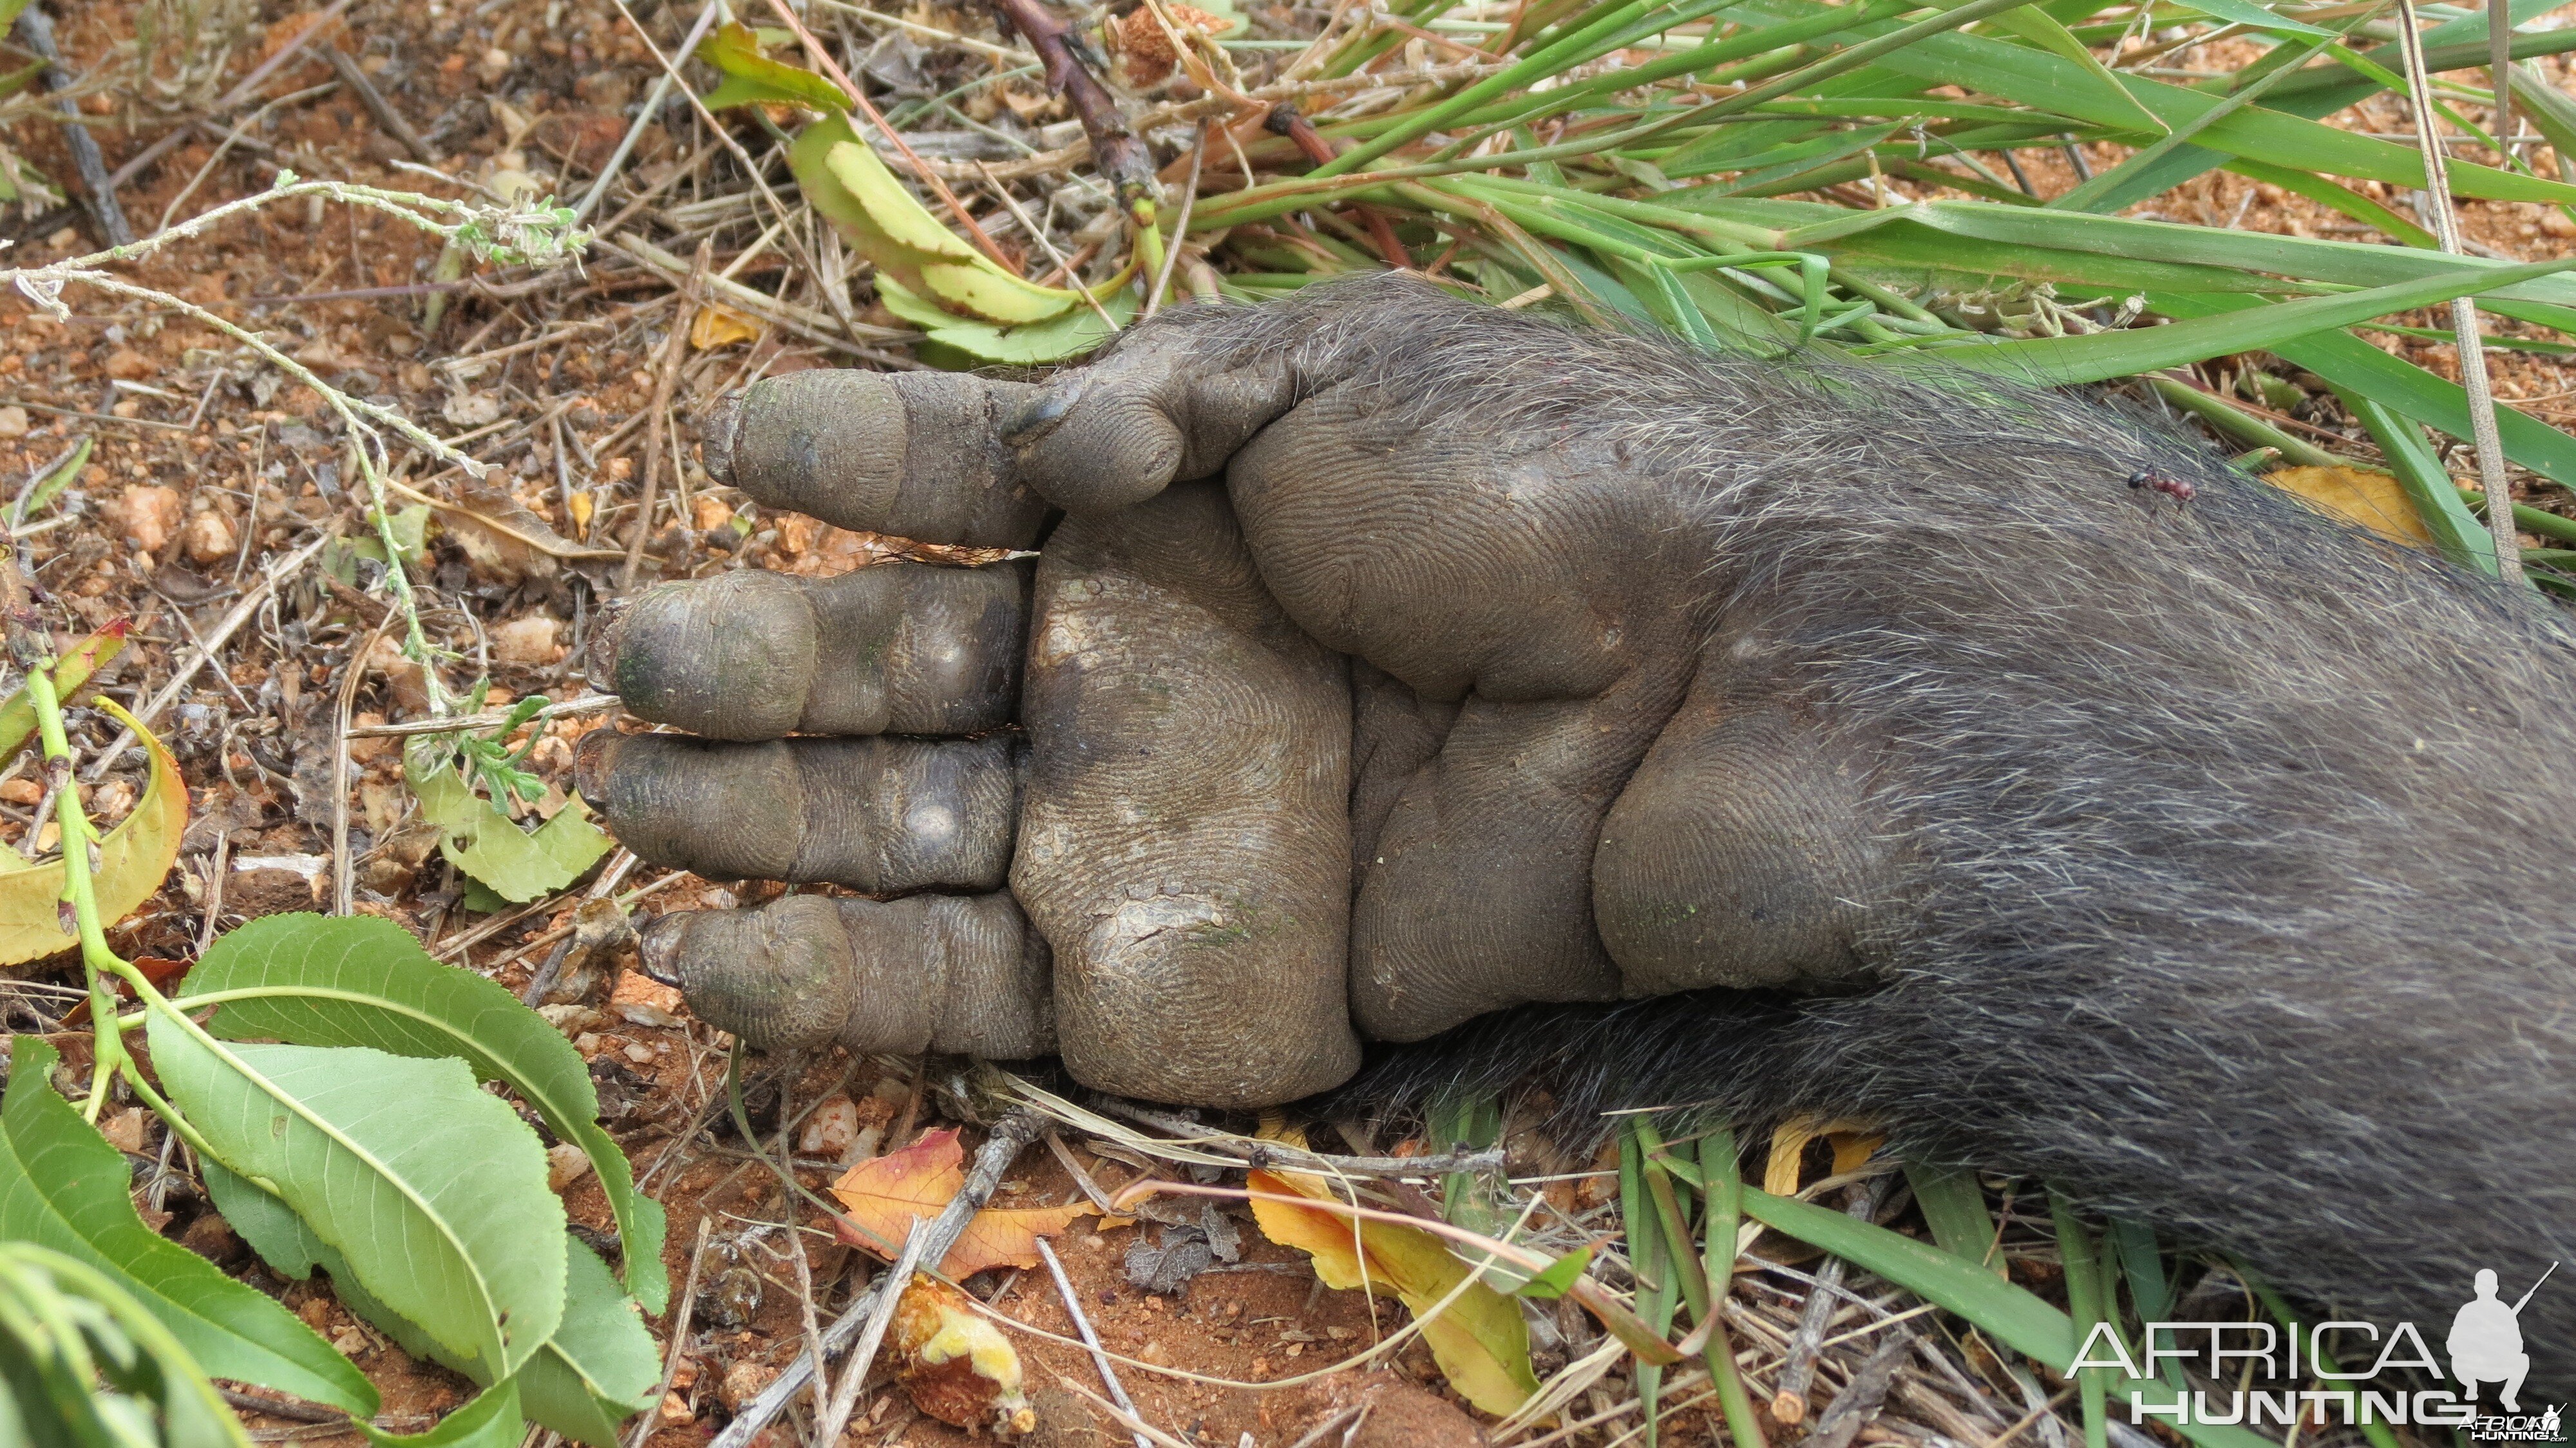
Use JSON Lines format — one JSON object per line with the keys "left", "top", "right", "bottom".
{"left": 702, "top": 370, "right": 1051, "bottom": 545}
{"left": 1015, "top": 483, "right": 1358, "bottom": 1107}
{"left": 605, "top": 561, "right": 1029, "bottom": 741}
{"left": 639, "top": 891, "right": 1052, "bottom": 1058}
{"left": 704, "top": 287, "right": 1403, "bottom": 531}
{"left": 575, "top": 732, "right": 1018, "bottom": 891}
{"left": 1593, "top": 674, "right": 1892, "bottom": 993}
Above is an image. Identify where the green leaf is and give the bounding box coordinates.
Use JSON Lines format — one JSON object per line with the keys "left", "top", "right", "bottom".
{"left": 0, "top": 1240, "right": 256, "bottom": 1448}
{"left": 1509, "top": 1244, "right": 1596, "bottom": 1299}
{"left": 694, "top": 21, "right": 849, "bottom": 113}
{"left": 0, "top": 1036, "right": 375, "bottom": 1415}
{"left": 172, "top": 912, "right": 670, "bottom": 1315}
{"left": 1929, "top": 256, "right": 2576, "bottom": 386}
{"left": 2331, "top": 388, "right": 2506, "bottom": 578}
{"left": 0, "top": 624, "right": 130, "bottom": 763}
{"left": 887, "top": 276, "right": 1137, "bottom": 367}
{"left": 405, "top": 740, "right": 613, "bottom": 903}
{"left": 199, "top": 1157, "right": 330, "bottom": 1281}
{"left": 336, "top": 1231, "right": 653, "bottom": 1448}
{"left": 142, "top": 1022, "right": 566, "bottom": 1380}
{"left": 0, "top": 57, "right": 46, "bottom": 102}
{"left": 1900, "top": 1162, "right": 2003, "bottom": 1278}
{"left": 11, "top": 434, "right": 89, "bottom": 526}
{"left": 2160, "top": 0, "right": 2333, "bottom": 38}
{"left": 359, "top": 1378, "right": 524, "bottom": 1448}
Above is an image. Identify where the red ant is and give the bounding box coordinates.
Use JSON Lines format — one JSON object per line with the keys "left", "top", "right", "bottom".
{"left": 2128, "top": 467, "right": 2196, "bottom": 502}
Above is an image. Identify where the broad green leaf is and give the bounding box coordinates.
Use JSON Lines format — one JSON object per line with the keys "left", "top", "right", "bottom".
{"left": 883, "top": 276, "right": 1135, "bottom": 367}
{"left": 173, "top": 912, "right": 670, "bottom": 1315}
{"left": 0, "top": 1241, "right": 256, "bottom": 1448}
{"left": 1929, "top": 256, "right": 2576, "bottom": 386}
{"left": 404, "top": 740, "right": 612, "bottom": 904}
{"left": 205, "top": 1161, "right": 656, "bottom": 1448}
{"left": 0, "top": 1038, "right": 375, "bottom": 1415}
{"left": 694, "top": 21, "right": 849, "bottom": 113}
{"left": 144, "top": 1024, "right": 565, "bottom": 1379}
{"left": 0, "top": 701, "right": 188, "bottom": 965}
{"left": 359, "top": 1378, "right": 523, "bottom": 1448}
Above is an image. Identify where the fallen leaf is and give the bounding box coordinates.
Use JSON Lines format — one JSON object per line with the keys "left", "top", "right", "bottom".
{"left": 1763, "top": 1114, "right": 1882, "bottom": 1197}
{"left": 0, "top": 701, "right": 189, "bottom": 966}
{"left": 1246, "top": 1152, "right": 1539, "bottom": 1415}
{"left": 404, "top": 740, "right": 613, "bottom": 904}
{"left": 830, "top": 1129, "right": 1097, "bottom": 1276}
{"left": 690, "top": 304, "right": 763, "bottom": 350}
{"left": 2266, "top": 465, "right": 2436, "bottom": 548}
{"left": 890, "top": 1272, "right": 1034, "bottom": 1431}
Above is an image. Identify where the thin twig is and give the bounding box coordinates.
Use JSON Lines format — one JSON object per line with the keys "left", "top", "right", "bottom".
{"left": 323, "top": 47, "right": 439, "bottom": 164}
{"left": 1036, "top": 1236, "right": 1157, "bottom": 1448}
{"left": 13, "top": 6, "right": 133, "bottom": 247}
{"left": 331, "top": 613, "right": 398, "bottom": 916}
{"left": 1145, "top": 124, "right": 1208, "bottom": 319}
{"left": 578, "top": 0, "right": 724, "bottom": 222}
{"left": 104, "top": 0, "right": 359, "bottom": 195}
{"left": 624, "top": 1217, "right": 715, "bottom": 1448}
{"left": 623, "top": 247, "right": 702, "bottom": 589}
{"left": 2395, "top": 0, "right": 2523, "bottom": 585}
{"left": 987, "top": 0, "right": 1161, "bottom": 210}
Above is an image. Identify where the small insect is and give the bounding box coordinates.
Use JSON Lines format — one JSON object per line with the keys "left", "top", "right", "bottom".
{"left": 2128, "top": 466, "right": 2197, "bottom": 502}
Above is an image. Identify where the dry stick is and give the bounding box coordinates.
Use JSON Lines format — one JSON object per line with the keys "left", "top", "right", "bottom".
{"left": 322, "top": 47, "right": 439, "bottom": 164}
{"left": 2396, "top": 0, "right": 2524, "bottom": 584}
{"left": 1770, "top": 1181, "right": 1883, "bottom": 1425}
{"left": 2490, "top": 0, "right": 2518, "bottom": 168}
{"left": 13, "top": 6, "right": 132, "bottom": 247}
{"left": 1802, "top": 1331, "right": 1914, "bottom": 1448}
{"left": 622, "top": 247, "right": 703, "bottom": 589}
{"left": 576, "top": 0, "right": 724, "bottom": 223}
{"left": 710, "top": 1110, "right": 1047, "bottom": 1448}
{"left": 1034, "top": 1236, "right": 1157, "bottom": 1448}
{"left": 1144, "top": 125, "right": 1208, "bottom": 319}
{"left": 987, "top": 0, "right": 1162, "bottom": 211}
{"left": 105, "top": 0, "right": 358, "bottom": 195}
{"left": 762, "top": 0, "right": 1026, "bottom": 274}
{"left": 624, "top": 1217, "right": 715, "bottom": 1448}
{"left": 810, "top": 1221, "right": 924, "bottom": 1448}
{"left": 84, "top": 531, "right": 331, "bottom": 783}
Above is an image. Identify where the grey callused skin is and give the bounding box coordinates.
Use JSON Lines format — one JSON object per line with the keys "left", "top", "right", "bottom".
{"left": 590, "top": 276, "right": 2576, "bottom": 1393}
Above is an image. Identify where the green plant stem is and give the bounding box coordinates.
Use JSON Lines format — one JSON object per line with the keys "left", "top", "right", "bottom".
{"left": 1696, "top": 1127, "right": 1767, "bottom": 1448}
{"left": 27, "top": 663, "right": 126, "bottom": 1123}
{"left": 2049, "top": 1192, "right": 2110, "bottom": 1448}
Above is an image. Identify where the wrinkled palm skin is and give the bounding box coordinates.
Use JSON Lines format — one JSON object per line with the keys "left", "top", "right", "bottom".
{"left": 581, "top": 277, "right": 2576, "bottom": 1393}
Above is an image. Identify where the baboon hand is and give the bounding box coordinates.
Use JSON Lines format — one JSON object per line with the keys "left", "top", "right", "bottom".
{"left": 582, "top": 278, "right": 1890, "bottom": 1107}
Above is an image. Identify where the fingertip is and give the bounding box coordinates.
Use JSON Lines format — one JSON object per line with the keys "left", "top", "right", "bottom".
{"left": 636, "top": 910, "right": 690, "bottom": 988}
{"left": 1001, "top": 378, "right": 1082, "bottom": 449}
{"left": 699, "top": 390, "right": 747, "bottom": 488}
{"left": 572, "top": 728, "right": 623, "bottom": 804}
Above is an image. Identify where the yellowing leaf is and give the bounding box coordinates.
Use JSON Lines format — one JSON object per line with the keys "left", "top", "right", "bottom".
{"left": 2266, "top": 465, "right": 2436, "bottom": 549}
{"left": 0, "top": 700, "right": 187, "bottom": 966}
{"left": 1247, "top": 1164, "right": 1540, "bottom": 1415}
{"left": 789, "top": 113, "right": 1082, "bottom": 329}
{"left": 0, "top": 622, "right": 131, "bottom": 762}
{"left": 831, "top": 1129, "right": 1097, "bottom": 1277}
{"left": 890, "top": 1272, "right": 1034, "bottom": 1432}
{"left": 688, "top": 304, "right": 763, "bottom": 350}
{"left": 695, "top": 21, "right": 851, "bottom": 114}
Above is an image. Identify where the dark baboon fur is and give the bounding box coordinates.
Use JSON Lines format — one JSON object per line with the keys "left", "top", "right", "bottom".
{"left": 1255, "top": 278, "right": 2576, "bottom": 1396}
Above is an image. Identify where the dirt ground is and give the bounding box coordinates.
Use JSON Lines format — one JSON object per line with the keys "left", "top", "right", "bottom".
{"left": 5, "top": 1, "right": 2575, "bottom": 1446}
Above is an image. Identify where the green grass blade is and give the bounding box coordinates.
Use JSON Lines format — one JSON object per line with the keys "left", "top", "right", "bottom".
{"left": 1937, "top": 256, "right": 2576, "bottom": 386}
{"left": 1900, "top": 1163, "right": 2004, "bottom": 1278}
{"left": 2331, "top": 387, "right": 2508, "bottom": 576}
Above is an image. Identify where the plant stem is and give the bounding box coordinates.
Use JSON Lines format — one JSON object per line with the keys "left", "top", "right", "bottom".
{"left": 26, "top": 663, "right": 128, "bottom": 1122}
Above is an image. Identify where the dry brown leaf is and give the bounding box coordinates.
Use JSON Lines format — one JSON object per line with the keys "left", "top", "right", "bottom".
{"left": 2266, "top": 466, "right": 2436, "bottom": 549}
{"left": 1763, "top": 1114, "right": 1883, "bottom": 1197}
{"left": 831, "top": 1129, "right": 1097, "bottom": 1276}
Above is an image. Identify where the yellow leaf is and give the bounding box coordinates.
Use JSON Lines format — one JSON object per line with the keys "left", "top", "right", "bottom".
{"left": 1247, "top": 1164, "right": 1540, "bottom": 1415}
{"left": 795, "top": 117, "right": 1078, "bottom": 326}
{"left": 2266, "top": 465, "right": 2436, "bottom": 549}
{"left": 0, "top": 700, "right": 187, "bottom": 966}
{"left": 688, "top": 304, "right": 762, "bottom": 350}
{"left": 916, "top": 260, "right": 1081, "bottom": 326}
{"left": 822, "top": 138, "right": 982, "bottom": 262}
{"left": 1764, "top": 1115, "right": 1882, "bottom": 1197}
{"left": 831, "top": 1129, "right": 1097, "bottom": 1277}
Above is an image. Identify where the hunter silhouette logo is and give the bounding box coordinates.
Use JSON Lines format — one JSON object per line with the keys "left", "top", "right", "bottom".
{"left": 2452, "top": 1264, "right": 2552, "bottom": 1413}
{"left": 2070, "top": 1261, "right": 2564, "bottom": 1438}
